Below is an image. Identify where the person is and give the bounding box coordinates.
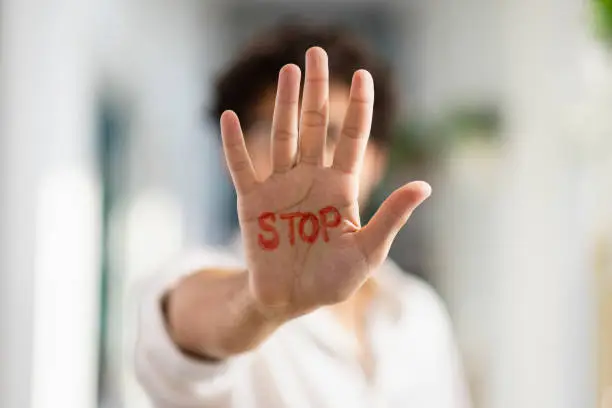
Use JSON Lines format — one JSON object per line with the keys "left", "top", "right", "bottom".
{"left": 135, "top": 24, "right": 471, "bottom": 408}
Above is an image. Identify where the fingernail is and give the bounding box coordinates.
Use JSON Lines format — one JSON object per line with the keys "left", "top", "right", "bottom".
{"left": 307, "top": 47, "right": 327, "bottom": 69}
{"left": 420, "top": 182, "right": 432, "bottom": 198}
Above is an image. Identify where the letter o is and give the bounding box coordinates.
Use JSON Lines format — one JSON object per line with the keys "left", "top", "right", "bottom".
{"left": 298, "top": 212, "right": 320, "bottom": 243}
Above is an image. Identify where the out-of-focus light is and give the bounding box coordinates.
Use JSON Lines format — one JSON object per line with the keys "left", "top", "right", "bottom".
{"left": 123, "top": 189, "right": 184, "bottom": 281}
{"left": 31, "top": 169, "right": 101, "bottom": 408}
{"left": 120, "top": 189, "right": 184, "bottom": 408}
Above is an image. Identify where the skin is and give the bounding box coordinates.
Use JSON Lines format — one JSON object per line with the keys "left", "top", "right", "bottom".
{"left": 245, "top": 83, "right": 386, "bottom": 206}
{"left": 166, "top": 47, "right": 431, "bottom": 362}
{"left": 242, "top": 80, "right": 388, "bottom": 346}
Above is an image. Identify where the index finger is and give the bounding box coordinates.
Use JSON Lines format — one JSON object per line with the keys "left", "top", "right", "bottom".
{"left": 331, "top": 70, "right": 374, "bottom": 175}
{"left": 220, "top": 110, "right": 258, "bottom": 195}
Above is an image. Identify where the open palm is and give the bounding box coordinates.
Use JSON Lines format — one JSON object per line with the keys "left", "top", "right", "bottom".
{"left": 220, "top": 47, "right": 430, "bottom": 319}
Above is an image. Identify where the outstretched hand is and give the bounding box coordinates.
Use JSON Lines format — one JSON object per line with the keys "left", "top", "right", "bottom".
{"left": 220, "top": 47, "right": 431, "bottom": 320}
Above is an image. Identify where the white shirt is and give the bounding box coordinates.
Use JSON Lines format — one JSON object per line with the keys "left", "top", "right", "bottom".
{"left": 135, "top": 244, "right": 472, "bottom": 408}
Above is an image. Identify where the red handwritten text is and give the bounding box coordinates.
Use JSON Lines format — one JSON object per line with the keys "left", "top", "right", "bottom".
{"left": 257, "top": 206, "right": 342, "bottom": 251}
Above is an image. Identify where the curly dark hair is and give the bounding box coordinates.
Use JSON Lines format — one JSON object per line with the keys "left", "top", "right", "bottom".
{"left": 211, "top": 23, "right": 396, "bottom": 146}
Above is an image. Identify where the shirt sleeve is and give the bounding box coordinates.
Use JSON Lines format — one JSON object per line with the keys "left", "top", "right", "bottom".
{"left": 134, "top": 249, "right": 249, "bottom": 408}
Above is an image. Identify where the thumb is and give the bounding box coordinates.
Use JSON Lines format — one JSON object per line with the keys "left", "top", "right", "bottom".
{"left": 356, "top": 181, "right": 431, "bottom": 266}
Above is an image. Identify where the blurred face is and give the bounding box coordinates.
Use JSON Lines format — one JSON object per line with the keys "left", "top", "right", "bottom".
{"left": 243, "top": 83, "right": 387, "bottom": 207}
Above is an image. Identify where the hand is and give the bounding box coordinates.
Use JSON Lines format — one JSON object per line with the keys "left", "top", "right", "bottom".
{"left": 220, "top": 47, "right": 431, "bottom": 320}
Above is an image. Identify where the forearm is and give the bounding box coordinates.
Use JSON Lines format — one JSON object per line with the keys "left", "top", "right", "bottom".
{"left": 165, "top": 269, "right": 285, "bottom": 359}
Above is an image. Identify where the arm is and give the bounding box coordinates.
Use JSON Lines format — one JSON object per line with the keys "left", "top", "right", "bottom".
{"left": 134, "top": 254, "right": 258, "bottom": 408}
{"left": 165, "top": 269, "right": 284, "bottom": 359}
{"left": 136, "top": 47, "right": 430, "bottom": 407}
{"left": 162, "top": 48, "right": 429, "bottom": 363}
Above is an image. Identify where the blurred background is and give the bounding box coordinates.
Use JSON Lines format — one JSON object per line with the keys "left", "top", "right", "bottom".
{"left": 1, "top": 0, "right": 611, "bottom": 407}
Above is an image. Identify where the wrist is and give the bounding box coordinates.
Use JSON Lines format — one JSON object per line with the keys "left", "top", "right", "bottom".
{"left": 163, "top": 270, "right": 287, "bottom": 359}
{"left": 239, "top": 275, "right": 294, "bottom": 338}
{"left": 161, "top": 291, "right": 224, "bottom": 361}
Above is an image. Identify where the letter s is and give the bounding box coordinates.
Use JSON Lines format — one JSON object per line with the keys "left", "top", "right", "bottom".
{"left": 258, "top": 212, "right": 280, "bottom": 250}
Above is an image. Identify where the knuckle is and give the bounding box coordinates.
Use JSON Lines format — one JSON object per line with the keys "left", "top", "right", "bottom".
{"left": 274, "top": 162, "right": 293, "bottom": 172}
{"left": 350, "top": 96, "right": 372, "bottom": 105}
{"left": 306, "top": 77, "right": 329, "bottom": 85}
{"left": 299, "top": 154, "right": 321, "bottom": 165}
{"left": 230, "top": 159, "right": 250, "bottom": 172}
{"left": 224, "top": 140, "right": 244, "bottom": 150}
{"left": 273, "top": 129, "right": 296, "bottom": 141}
{"left": 301, "top": 109, "right": 327, "bottom": 128}
{"left": 342, "top": 125, "right": 363, "bottom": 140}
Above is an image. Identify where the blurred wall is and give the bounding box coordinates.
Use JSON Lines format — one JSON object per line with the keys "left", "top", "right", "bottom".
{"left": 1, "top": 1, "right": 610, "bottom": 408}
{"left": 413, "top": 1, "right": 603, "bottom": 408}
{"left": 95, "top": 1, "right": 227, "bottom": 406}
{"left": 0, "top": 1, "right": 101, "bottom": 408}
